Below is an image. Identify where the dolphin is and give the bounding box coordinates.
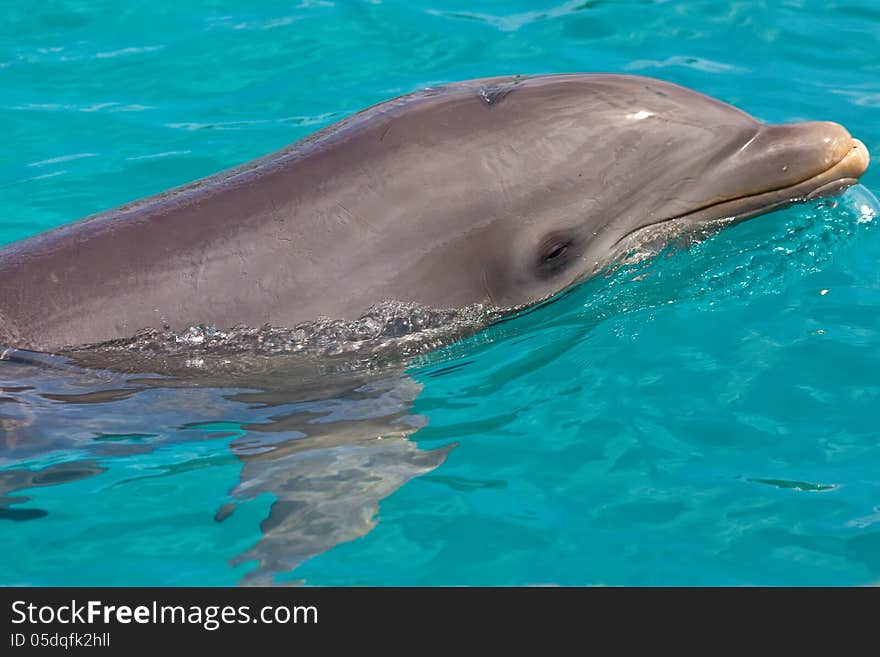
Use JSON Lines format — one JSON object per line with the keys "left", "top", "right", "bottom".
{"left": 0, "top": 73, "right": 869, "bottom": 353}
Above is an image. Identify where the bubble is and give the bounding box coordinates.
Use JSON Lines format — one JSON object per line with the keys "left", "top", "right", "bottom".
{"left": 64, "top": 301, "right": 506, "bottom": 363}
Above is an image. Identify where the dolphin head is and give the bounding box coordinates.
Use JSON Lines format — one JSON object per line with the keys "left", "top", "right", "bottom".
{"left": 482, "top": 74, "right": 869, "bottom": 308}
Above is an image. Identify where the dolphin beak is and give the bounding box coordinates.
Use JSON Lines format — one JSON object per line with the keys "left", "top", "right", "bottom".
{"left": 612, "top": 120, "right": 871, "bottom": 257}
{"left": 696, "top": 120, "right": 870, "bottom": 210}
{"left": 739, "top": 121, "right": 868, "bottom": 194}
{"left": 804, "top": 136, "right": 870, "bottom": 198}
{"left": 846, "top": 137, "right": 871, "bottom": 176}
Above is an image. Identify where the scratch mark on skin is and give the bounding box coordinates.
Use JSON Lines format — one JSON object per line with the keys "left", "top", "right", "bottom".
{"left": 481, "top": 265, "right": 498, "bottom": 308}
{"left": 336, "top": 201, "right": 379, "bottom": 235}
{"left": 234, "top": 249, "right": 248, "bottom": 278}
{"left": 182, "top": 256, "right": 198, "bottom": 294}
{"left": 267, "top": 194, "right": 295, "bottom": 245}
{"left": 266, "top": 194, "right": 285, "bottom": 224}
{"left": 254, "top": 276, "right": 280, "bottom": 323}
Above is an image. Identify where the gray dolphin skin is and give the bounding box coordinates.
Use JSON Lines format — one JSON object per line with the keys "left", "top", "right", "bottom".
{"left": 0, "top": 73, "right": 870, "bottom": 353}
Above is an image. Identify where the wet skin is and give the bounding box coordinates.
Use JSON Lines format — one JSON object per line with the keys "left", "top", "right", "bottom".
{"left": 0, "top": 74, "right": 869, "bottom": 352}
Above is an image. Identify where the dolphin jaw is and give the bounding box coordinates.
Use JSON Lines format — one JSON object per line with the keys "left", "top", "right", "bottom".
{"left": 609, "top": 135, "right": 870, "bottom": 258}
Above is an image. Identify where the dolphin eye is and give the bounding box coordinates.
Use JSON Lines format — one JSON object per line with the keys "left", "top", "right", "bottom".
{"left": 536, "top": 237, "right": 575, "bottom": 277}
{"left": 544, "top": 243, "right": 569, "bottom": 262}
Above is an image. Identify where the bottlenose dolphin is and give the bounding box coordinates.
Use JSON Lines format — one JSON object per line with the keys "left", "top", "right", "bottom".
{"left": 0, "top": 73, "right": 869, "bottom": 352}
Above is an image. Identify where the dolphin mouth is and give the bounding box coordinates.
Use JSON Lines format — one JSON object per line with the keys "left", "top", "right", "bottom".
{"left": 745, "top": 136, "right": 870, "bottom": 202}
{"left": 613, "top": 136, "right": 870, "bottom": 255}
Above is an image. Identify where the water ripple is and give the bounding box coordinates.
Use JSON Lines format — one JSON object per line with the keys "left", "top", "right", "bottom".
{"left": 8, "top": 102, "right": 153, "bottom": 113}
{"left": 125, "top": 150, "right": 192, "bottom": 161}
{"left": 425, "top": 0, "right": 591, "bottom": 32}
{"left": 626, "top": 55, "right": 747, "bottom": 73}
{"left": 26, "top": 153, "right": 97, "bottom": 167}
{"left": 206, "top": 15, "right": 300, "bottom": 31}
{"left": 94, "top": 45, "right": 165, "bottom": 59}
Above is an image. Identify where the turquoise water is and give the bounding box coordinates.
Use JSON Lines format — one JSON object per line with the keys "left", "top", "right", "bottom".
{"left": 2, "top": 0, "right": 880, "bottom": 585}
